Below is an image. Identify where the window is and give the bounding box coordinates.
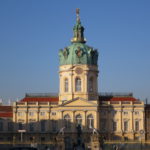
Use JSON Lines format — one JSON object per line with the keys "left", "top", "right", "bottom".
{"left": 51, "top": 112, "right": 56, "bottom": 116}
{"left": 29, "top": 112, "right": 34, "bottom": 116}
{"left": 41, "top": 137, "right": 45, "bottom": 141}
{"left": 112, "top": 111, "right": 117, "bottom": 115}
{"left": 40, "top": 112, "right": 45, "bottom": 116}
{"left": 29, "top": 119, "right": 36, "bottom": 122}
{"left": 123, "top": 111, "right": 128, "bottom": 115}
{"left": 76, "top": 114, "right": 82, "bottom": 126}
{"left": 29, "top": 123, "right": 34, "bottom": 132}
{"left": 87, "top": 114, "right": 94, "bottom": 128}
{"left": 135, "top": 111, "right": 139, "bottom": 115}
{"left": 65, "top": 137, "right": 72, "bottom": 150}
{"left": 41, "top": 120, "right": 46, "bottom": 132}
{"left": 100, "top": 119, "right": 106, "bottom": 131}
{"left": 18, "top": 123, "right": 23, "bottom": 130}
{"left": 124, "top": 121, "right": 128, "bottom": 131}
{"left": 75, "top": 77, "right": 81, "bottom": 92}
{"left": 64, "top": 78, "right": 69, "bottom": 92}
{"left": 52, "top": 120, "right": 57, "bottom": 131}
{"left": 29, "top": 137, "right": 33, "bottom": 141}
{"left": 113, "top": 121, "right": 117, "bottom": 131}
{"left": 101, "top": 110, "right": 106, "bottom": 115}
{"left": 8, "top": 122, "right": 13, "bottom": 131}
{"left": 113, "top": 136, "right": 121, "bottom": 141}
{"left": 135, "top": 121, "right": 139, "bottom": 131}
{"left": 64, "top": 114, "right": 71, "bottom": 129}
{"left": 89, "top": 77, "right": 94, "bottom": 92}
{"left": 0, "top": 122, "right": 3, "bottom": 131}
{"left": 18, "top": 112, "right": 23, "bottom": 116}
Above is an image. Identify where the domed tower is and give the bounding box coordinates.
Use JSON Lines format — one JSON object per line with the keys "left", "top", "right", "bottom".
{"left": 59, "top": 9, "right": 99, "bottom": 104}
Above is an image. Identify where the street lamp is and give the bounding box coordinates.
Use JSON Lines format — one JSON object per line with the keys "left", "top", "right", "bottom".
{"left": 139, "top": 130, "right": 144, "bottom": 150}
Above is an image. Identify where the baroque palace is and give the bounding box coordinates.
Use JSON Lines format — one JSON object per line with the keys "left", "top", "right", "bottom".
{"left": 0, "top": 9, "right": 150, "bottom": 150}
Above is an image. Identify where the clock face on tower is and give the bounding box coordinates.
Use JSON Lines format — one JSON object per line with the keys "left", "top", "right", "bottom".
{"left": 75, "top": 67, "right": 83, "bottom": 74}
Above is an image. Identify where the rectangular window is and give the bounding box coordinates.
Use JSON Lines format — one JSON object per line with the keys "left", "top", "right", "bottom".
{"left": 41, "top": 120, "right": 46, "bottom": 132}
{"left": 51, "top": 112, "right": 56, "bottom": 116}
{"left": 135, "top": 121, "right": 139, "bottom": 131}
{"left": 29, "top": 123, "right": 34, "bottom": 132}
{"left": 100, "top": 119, "right": 106, "bottom": 131}
{"left": 8, "top": 122, "right": 13, "bottom": 131}
{"left": 112, "top": 111, "right": 117, "bottom": 115}
{"left": 29, "top": 119, "right": 36, "bottom": 122}
{"left": 135, "top": 111, "right": 139, "bottom": 115}
{"left": 124, "top": 121, "right": 128, "bottom": 131}
{"left": 18, "top": 123, "right": 23, "bottom": 130}
{"left": 0, "top": 122, "right": 3, "bottom": 131}
{"left": 123, "top": 111, "right": 128, "bottom": 115}
{"left": 52, "top": 120, "right": 57, "bottom": 131}
{"left": 101, "top": 110, "right": 106, "bottom": 115}
{"left": 113, "top": 121, "right": 117, "bottom": 131}
{"left": 41, "top": 137, "right": 45, "bottom": 141}
{"left": 18, "top": 112, "right": 23, "bottom": 116}
{"left": 29, "top": 112, "right": 34, "bottom": 116}
{"left": 40, "top": 112, "right": 45, "bottom": 116}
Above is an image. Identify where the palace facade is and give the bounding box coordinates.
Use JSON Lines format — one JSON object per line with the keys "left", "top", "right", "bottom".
{"left": 0, "top": 9, "right": 148, "bottom": 150}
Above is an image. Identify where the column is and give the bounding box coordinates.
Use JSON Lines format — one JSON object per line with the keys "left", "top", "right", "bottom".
{"left": 69, "top": 72, "right": 73, "bottom": 100}
{"left": 72, "top": 111, "right": 75, "bottom": 132}
{"left": 84, "top": 110, "right": 87, "bottom": 128}
{"left": 84, "top": 72, "right": 88, "bottom": 94}
{"left": 130, "top": 110, "right": 134, "bottom": 140}
{"left": 96, "top": 110, "right": 99, "bottom": 129}
{"left": 60, "top": 111, "right": 64, "bottom": 128}
{"left": 118, "top": 110, "right": 123, "bottom": 140}
{"left": 108, "top": 109, "right": 111, "bottom": 140}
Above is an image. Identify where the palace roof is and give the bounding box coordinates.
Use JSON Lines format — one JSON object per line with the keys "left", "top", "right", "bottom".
{"left": 21, "top": 97, "right": 58, "bottom": 102}
{"left": 0, "top": 106, "right": 13, "bottom": 118}
{"left": 19, "top": 92, "right": 139, "bottom": 103}
{"left": 99, "top": 92, "right": 138, "bottom": 101}
{"left": 100, "top": 96, "right": 137, "bottom": 101}
{"left": 20, "top": 93, "right": 59, "bottom": 103}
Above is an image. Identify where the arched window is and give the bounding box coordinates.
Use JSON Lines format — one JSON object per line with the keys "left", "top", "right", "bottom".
{"left": 64, "top": 114, "right": 71, "bottom": 129}
{"left": 89, "top": 77, "right": 94, "bottom": 92}
{"left": 76, "top": 114, "right": 82, "bottom": 126}
{"left": 75, "top": 77, "right": 81, "bottom": 92}
{"left": 64, "top": 78, "right": 69, "bottom": 92}
{"left": 87, "top": 114, "right": 94, "bottom": 128}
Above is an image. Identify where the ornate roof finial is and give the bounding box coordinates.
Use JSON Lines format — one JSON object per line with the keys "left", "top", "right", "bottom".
{"left": 71, "top": 8, "right": 86, "bottom": 43}
{"left": 76, "top": 8, "right": 80, "bottom": 23}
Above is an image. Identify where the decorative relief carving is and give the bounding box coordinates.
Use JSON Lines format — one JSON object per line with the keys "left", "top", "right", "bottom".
{"left": 75, "top": 47, "right": 83, "bottom": 58}
{"left": 63, "top": 47, "right": 69, "bottom": 59}
{"left": 75, "top": 67, "right": 83, "bottom": 74}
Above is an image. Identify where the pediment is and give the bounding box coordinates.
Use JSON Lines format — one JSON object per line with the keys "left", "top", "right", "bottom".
{"left": 60, "top": 97, "right": 98, "bottom": 107}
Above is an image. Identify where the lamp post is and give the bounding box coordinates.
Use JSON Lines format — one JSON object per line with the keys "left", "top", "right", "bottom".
{"left": 18, "top": 130, "right": 26, "bottom": 142}
{"left": 139, "top": 130, "right": 144, "bottom": 150}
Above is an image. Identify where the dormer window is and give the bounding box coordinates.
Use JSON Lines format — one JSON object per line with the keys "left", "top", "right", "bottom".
{"left": 75, "top": 77, "right": 81, "bottom": 92}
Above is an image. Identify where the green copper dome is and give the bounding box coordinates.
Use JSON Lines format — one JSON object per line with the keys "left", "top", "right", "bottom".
{"left": 59, "top": 9, "right": 98, "bottom": 66}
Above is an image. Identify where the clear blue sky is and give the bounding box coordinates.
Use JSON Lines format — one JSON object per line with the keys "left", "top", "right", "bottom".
{"left": 0, "top": 0, "right": 150, "bottom": 104}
